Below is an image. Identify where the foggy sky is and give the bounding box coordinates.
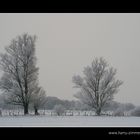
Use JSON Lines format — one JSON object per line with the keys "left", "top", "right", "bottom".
{"left": 0, "top": 13, "right": 140, "bottom": 105}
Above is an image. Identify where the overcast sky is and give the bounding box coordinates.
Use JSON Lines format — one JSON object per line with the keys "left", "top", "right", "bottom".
{"left": 0, "top": 13, "right": 140, "bottom": 105}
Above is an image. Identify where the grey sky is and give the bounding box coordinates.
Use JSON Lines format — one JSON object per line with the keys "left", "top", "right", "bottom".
{"left": 0, "top": 13, "right": 140, "bottom": 105}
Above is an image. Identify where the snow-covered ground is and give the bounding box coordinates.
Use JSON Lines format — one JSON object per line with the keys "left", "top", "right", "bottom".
{"left": 0, "top": 116, "right": 140, "bottom": 127}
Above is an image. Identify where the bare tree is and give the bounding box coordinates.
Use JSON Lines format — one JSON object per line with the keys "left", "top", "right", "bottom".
{"left": 0, "top": 33, "right": 39, "bottom": 115}
{"left": 72, "top": 57, "right": 123, "bottom": 116}
{"left": 31, "top": 87, "right": 47, "bottom": 115}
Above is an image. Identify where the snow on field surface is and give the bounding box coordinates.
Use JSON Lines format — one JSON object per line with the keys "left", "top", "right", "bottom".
{"left": 0, "top": 116, "right": 140, "bottom": 127}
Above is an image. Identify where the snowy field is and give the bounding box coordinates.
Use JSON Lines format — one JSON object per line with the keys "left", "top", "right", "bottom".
{"left": 0, "top": 116, "right": 140, "bottom": 127}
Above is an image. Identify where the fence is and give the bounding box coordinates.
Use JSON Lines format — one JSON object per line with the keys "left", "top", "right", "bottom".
{"left": 0, "top": 109, "right": 97, "bottom": 116}
{"left": 0, "top": 109, "right": 130, "bottom": 117}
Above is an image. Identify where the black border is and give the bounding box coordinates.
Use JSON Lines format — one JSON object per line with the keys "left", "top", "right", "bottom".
{"left": 0, "top": 127, "right": 140, "bottom": 137}
{"left": 0, "top": 0, "right": 140, "bottom": 13}
{"left": 0, "top": 8, "right": 140, "bottom": 13}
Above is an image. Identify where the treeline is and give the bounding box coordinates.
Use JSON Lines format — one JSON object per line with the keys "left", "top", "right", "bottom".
{"left": 41, "top": 97, "right": 137, "bottom": 114}
{"left": 0, "top": 94, "right": 136, "bottom": 112}
{"left": 0, "top": 95, "right": 91, "bottom": 110}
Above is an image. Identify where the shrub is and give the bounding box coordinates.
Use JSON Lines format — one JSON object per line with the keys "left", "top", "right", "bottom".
{"left": 113, "top": 108, "right": 124, "bottom": 116}
{"left": 53, "top": 104, "right": 66, "bottom": 116}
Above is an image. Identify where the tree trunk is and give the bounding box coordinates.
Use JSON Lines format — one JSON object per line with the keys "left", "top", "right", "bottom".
{"left": 24, "top": 104, "right": 29, "bottom": 115}
{"left": 96, "top": 108, "right": 101, "bottom": 116}
{"left": 34, "top": 107, "right": 39, "bottom": 115}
